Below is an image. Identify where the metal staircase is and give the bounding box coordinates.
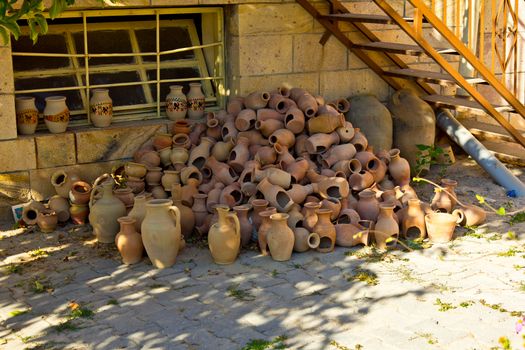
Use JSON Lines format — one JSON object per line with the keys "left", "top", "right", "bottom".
{"left": 296, "top": 0, "right": 525, "bottom": 164}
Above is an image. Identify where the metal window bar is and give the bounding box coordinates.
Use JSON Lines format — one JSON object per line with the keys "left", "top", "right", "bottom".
{"left": 13, "top": 8, "right": 225, "bottom": 126}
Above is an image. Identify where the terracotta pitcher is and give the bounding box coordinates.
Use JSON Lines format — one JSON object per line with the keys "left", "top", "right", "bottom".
{"left": 234, "top": 204, "right": 253, "bottom": 247}
{"left": 266, "top": 213, "right": 295, "bottom": 261}
{"left": 431, "top": 179, "right": 458, "bottom": 213}
{"left": 388, "top": 149, "right": 411, "bottom": 186}
{"left": 356, "top": 189, "right": 380, "bottom": 222}
{"left": 425, "top": 212, "right": 461, "bottom": 243}
{"left": 258, "top": 208, "right": 277, "bottom": 255}
{"left": 128, "top": 195, "right": 147, "bottom": 233}
{"left": 312, "top": 208, "right": 336, "bottom": 253}
{"left": 51, "top": 170, "right": 80, "bottom": 199}
{"left": 208, "top": 205, "right": 241, "bottom": 264}
{"left": 171, "top": 183, "right": 195, "bottom": 239}
{"left": 89, "top": 179, "right": 127, "bottom": 243}
{"left": 142, "top": 199, "right": 182, "bottom": 268}
{"left": 374, "top": 204, "right": 399, "bottom": 250}
{"left": 115, "top": 217, "right": 144, "bottom": 265}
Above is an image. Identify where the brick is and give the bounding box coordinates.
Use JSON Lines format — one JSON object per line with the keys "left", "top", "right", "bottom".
{"left": 293, "top": 34, "right": 347, "bottom": 72}
{"left": 0, "top": 137, "right": 36, "bottom": 172}
{"left": 29, "top": 160, "right": 123, "bottom": 201}
{"left": 0, "top": 47, "right": 14, "bottom": 94}
{"left": 0, "top": 94, "right": 18, "bottom": 140}
{"left": 237, "top": 3, "right": 313, "bottom": 36}
{"left": 237, "top": 72, "right": 319, "bottom": 96}
{"left": 238, "top": 35, "right": 293, "bottom": 76}
{"left": 75, "top": 121, "right": 167, "bottom": 164}
{"left": 35, "top": 132, "right": 76, "bottom": 168}
{"left": 0, "top": 172, "right": 30, "bottom": 210}
{"left": 319, "top": 69, "right": 389, "bottom": 102}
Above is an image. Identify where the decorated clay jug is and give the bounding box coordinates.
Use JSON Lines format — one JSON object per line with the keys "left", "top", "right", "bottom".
{"left": 166, "top": 85, "right": 187, "bottom": 120}
{"left": 186, "top": 83, "right": 205, "bottom": 119}
{"left": 15, "top": 96, "right": 38, "bottom": 135}
{"left": 43, "top": 96, "right": 69, "bottom": 133}
{"left": 90, "top": 89, "right": 113, "bottom": 127}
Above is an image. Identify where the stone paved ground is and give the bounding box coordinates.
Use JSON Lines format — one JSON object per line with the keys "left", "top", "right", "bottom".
{"left": 1, "top": 158, "right": 525, "bottom": 350}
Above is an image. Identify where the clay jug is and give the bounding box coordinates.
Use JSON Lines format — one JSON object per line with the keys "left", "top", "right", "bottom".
{"left": 89, "top": 180, "right": 127, "bottom": 243}
{"left": 454, "top": 204, "right": 486, "bottom": 227}
{"left": 256, "top": 108, "right": 284, "bottom": 122}
{"left": 320, "top": 197, "right": 341, "bottom": 221}
{"left": 69, "top": 181, "right": 92, "bottom": 205}
{"left": 51, "top": 170, "right": 80, "bottom": 199}
{"left": 256, "top": 178, "right": 294, "bottom": 212}
{"left": 189, "top": 137, "right": 215, "bottom": 170}
{"left": 307, "top": 114, "right": 345, "bottom": 134}
{"left": 208, "top": 205, "right": 241, "bottom": 264}
{"left": 348, "top": 171, "right": 374, "bottom": 191}
{"left": 293, "top": 228, "right": 320, "bottom": 252}
{"left": 43, "top": 96, "right": 69, "bottom": 133}
{"left": 192, "top": 193, "right": 208, "bottom": 228}
{"left": 335, "top": 223, "right": 369, "bottom": 247}
{"left": 15, "top": 96, "right": 38, "bottom": 135}
{"left": 152, "top": 133, "right": 173, "bottom": 151}
{"left": 171, "top": 183, "right": 195, "bottom": 239}
{"left": 139, "top": 150, "right": 161, "bottom": 168}
{"left": 165, "top": 85, "right": 187, "bottom": 120}
{"left": 206, "top": 183, "right": 225, "bottom": 212}
{"left": 425, "top": 212, "right": 461, "bottom": 243}
{"left": 244, "top": 91, "right": 270, "bottom": 110}
{"left": 269, "top": 94, "right": 295, "bottom": 113}
{"left": 142, "top": 199, "right": 182, "bottom": 268}
{"left": 211, "top": 138, "right": 236, "bottom": 162}
{"left": 220, "top": 183, "right": 243, "bottom": 207}
{"left": 321, "top": 144, "right": 357, "bottom": 168}
{"left": 286, "top": 158, "right": 309, "bottom": 184}
{"left": 388, "top": 149, "right": 411, "bottom": 186}
{"left": 161, "top": 170, "right": 180, "bottom": 191}
{"left": 287, "top": 184, "right": 314, "bottom": 204}
{"left": 257, "top": 208, "right": 277, "bottom": 255}
{"left": 374, "top": 204, "right": 399, "bottom": 250}
{"left": 431, "top": 179, "right": 458, "bottom": 212}
{"left": 234, "top": 204, "right": 253, "bottom": 247}
{"left": 128, "top": 195, "right": 147, "bottom": 233}
{"left": 253, "top": 167, "right": 291, "bottom": 189}
{"left": 205, "top": 156, "right": 239, "bottom": 185}
{"left": 284, "top": 107, "right": 305, "bottom": 134}
{"left": 350, "top": 128, "right": 368, "bottom": 152}
{"left": 115, "top": 217, "right": 144, "bottom": 265}
{"left": 113, "top": 187, "right": 134, "bottom": 208}
{"left": 48, "top": 195, "right": 70, "bottom": 222}
{"left": 70, "top": 204, "right": 89, "bottom": 225}
{"left": 227, "top": 96, "right": 244, "bottom": 117}
{"left": 275, "top": 143, "right": 295, "bottom": 168}
{"left": 346, "top": 95, "right": 392, "bottom": 151}
{"left": 145, "top": 167, "right": 162, "bottom": 186}
{"left": 337, "top": 208, "right": 361, "bottom": 225}
{"left": 303, "top": 201, "right": 321, "bottom": 232}
{"left": 254, "top": 146, "right": 277, "bottom": 166}
{"left": 37, "top": 209, "right": 58, "bottom": 233}
{"left": 180, "top": 166, "right": 203, "bottom": 186}
{"left": 125, "top": 162, "right": 148, "bottom": 179}
{"left": 336, "top": 121, "right": 355, "bottom": 143}
{"left": 251, "top": 199, "right": 269, "bottom": 229}
{"left": 170, "top": 147, "right": 189, "bottom": 166}
{"left": 186, "top": 82, "right": 205, "bottom": 119}
{"left": 332, "top": 98, "right": 350, "bottom": 113}
{"left": 228, "top": 137, "right": 251, "bottom": 173}
{"left": 297, "top": 93, "right": 318, "bottom": 118}
{"left": 387, "top": 89, "right": 435, "bottom": 169}
{"left": 206, "top": 117, "right": 221, "bottom": 140}
{"left": 255, "top": 119, "right": 284, "bottom": 138}
{"left": 89, "top": 89, "right": 113, "bottom": 127}
{"left": 266, "top": 213, "right": 294, "bottom": 261}
{"left": 305, "top": 131, "right": 340, "bottom": 154}
{"left": 235, "top": 109, "right": 257, "bottom": 131}
{"left": 356, "top": 189, "right": 380, "bottom": 222}
{"left": 221, "top": 118, "right": 238, "bottom": 142}
{"left": 313, "top": 209, "right": 336, "bottom": 253}
{"left": 401, "top": 198, "right": 426, "bottom": 239}
{"left": 314, "top": 177, "right": 350, "bottom": 199}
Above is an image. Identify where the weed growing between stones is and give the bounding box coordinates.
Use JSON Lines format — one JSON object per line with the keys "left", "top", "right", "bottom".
{"left": 29, "top": 249, "right": 49, "bottom": 258}
{"left": 4, "top": 264, "right": 22, "bottom": 275}
{"left": 329, "top": 340, "right": 364, "bottom": 350}
{"left": 410, "top": 332, "right": 438, "bottom": 345}
{"left": 434, "top": 298, "right": 456, "bottom": 312}
{"left": 53, "top": 302, "right": 94, "bottom": 333}
{"left": 241, "top": 335, "right": 287, "bottom": 350}
{"left": 227, "top": 284, "right": 255, "bottom": 301}
{"left": 346, "top": 269, "right": 378, "bottom": 286}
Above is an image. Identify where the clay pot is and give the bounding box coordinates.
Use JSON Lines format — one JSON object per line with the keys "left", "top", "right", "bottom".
{"left": 172, "top": 133, "right": 192, "bottom": 150}
{"left": 170, "top": 147, "right": 189, "bottom": 166}
{"left": 381, "top": 189, "right": 403, "bottom": 212}
{"left": 244, "top": 91, "right": 270, "bottom": 110}
{"left": 227, "top": 96, "right": 244, "bottom": 117}
{"left": 336, "top": 121, "right": 355, "bottom": 143}
{"left": 274, "top": 143, "right": 295, "bottom": 168}
{"left": 293, "top": 228, "right": 320, "bottom": 252}
{"left": 388, "top": 149, "right": 411, "bottom": 186}
{"left": 268, "top": 94, "right": 293, "bottom": 112}
{"left": 127, "top": 177, "right": 146, "bottom": 194}
{"left": 235, "top": 109, "right": 257, "bottom": 131}
{"left": 294, "top": 134, "right": 309, "bottom": 155}
{"left": 161, "top": 170, "right": 180, "bottom": 191}
{"left": 208, "top": 205, "right": 241, "bottom": 264}
{"left": 139, "top": 151, "right": 161, "bottom": 168}
{"left": 374, "top": 204, "right": 399, "bottom": 250}
{"left": 312, "top": 209, "right": 336, "bottom": 253}
{"left": 89, "top": 88, "right": 113, "bottom": 127}
{"left": 431, "top": 179, "right": 458, "bottom": 213}
{"left": 314, "top": 177, "right": 350, "bottom": 199}
{"left": 115, "top": 217, "right": 144, "bottom": 265}
{"left": 335, "top": 223, "right": 369, "bottom": 247}
{"left": 89, "top": 180, "right": 127, "bottom": 243}
{"left": 348, "top": 170, "right": 374, "bottom": 191}
{"left": 15, "top": 96, "right": 38, "bottom": 135}
{"left": 320, "top": 197, "right": 341, "bottom": 221}
{"left": 305, "top": 131, "right": 340, "bottom": 154}
{"left": 283, "top": 107, "right": 305, "bottom": 134}
{"left": 128, "top": 195, "right": 147, "bottom": 232}
{"left": 165, "top": 85, "right": 188, "bottom": 120}
{"left": 206, "top": 183, "right": 225, "bottom": 212}
{"left": 356, "top": 189, "right": 380, "bottom": 222}
{"left": 67, "top": 181, "right": 91, "bottom": 205}
{"left": 142, "top": 199, "right": 182, "bottom": 268}
{"left": 151, "top": 185, "right": 168, "bottom": 199}
{"left": 257, "top": 178, "right": 294, "bottom": 213}
{"left": 171, "top": 183, "right": 195, "bottom": 239}
{"left": 425, "top": 212, "right": 461, "bottom": 243}
{"left": 220, "top": 183, "right": 243, "bottom": 207}
{"left": 257, "top": 208, "right": 277, "bottom": 255}
{"left": 401, "top": 199, "right": 426, "bottom": 239}
{"left": 125, "top": 162, "right": 147, "bottom": 179}
{"left": 234, "top": 204, "right": 253, "bottom": 247}
{"left": 188, "top": 137, "right": 215, "bottom": 170}
{"left": 180, "top": 166, "right": 203, "bottom": 186}
{"left": 289, "top": 87, "right": 307, "bottom": 101}
{"left": 191, "top": 193, "right": 208, "bottom": 228}
{"left": 206, "top": 117, "right": 222, "bottom": 140}
{"left": 297, "top": 93, "right": 318, "bottom": 118}
{"left": 145, "top": 167, "right": 163, "bottom": 186}
{"left": 256, "top": 108, "right": 284, "bottom": 122}
{"left": 307, "top": 114, "right": 345, "bottom": 134}
{"left": 205, "top": 156, "right": 238, "bottom": 185}
{"left": 286, "top": 158, "right": 309, "bottom": 184}
{"left": 266, "top": 213, "right": 295, "bottom": 261}
{"left": 158, "top": 147, "right": 172, "bottom": 167}
{"left": 211, "top": 138, "right": 236, "bottom": 162}
{"left": 321, "top": 143, "right": 357, "bottom": 168}
{"left": 113, "top": 187, "right": 135, "bottom": 207}
{"left": 51, "top": 170, "right": 80, "bottom": 199}
{"left": 332, "top": 98, "right": 350, "bottom": 113}
{"left": 303, "top": 201, "right": 321, "bottom": 232}
{"left": 37, "top": 209, "right": 58, "bottom": 233}
{"left": 253, "top": 167, "right": 291, "bottom": 189}
{"left": 255, "top": 119, "right": 284, "bottom": 138}
{"left": 44, "top": 96, "right": 69, "bottom": 133}
{"left": 221, "top": 118, "right": 238, "bottom": 142}
{"left": 186, "top": 82, "right": 205, "bottom": 119}
{"left": 70, "top": 204, "right": 89, "bottom": 225}
{"left": 153, "top": 133, "right": 173, "bottom": 151}
{"left": 238, "top": 130, "right": 269, "bottom": 146}
{"left": 47, "top": 195, "right": 69, "bottom": 223}
{"left": 228, "top": 137, "right": 251, "bottom": 173}
{"left": 251, "top": 199, "right": 269, "bottom": 229}
{"left": 134, "top": 144, "right": 155, "bottom": 163}
{"left": 171, "top": 119, "right": 191, "bottom": 135}
{"left": 350, "top": 128, "right": 368, "bottom": 152}
{"left": 287, "top": 184, "right": 314, "bottom": 204}
{"left": 254, "top": 146, "right": 277, "bottom": 166}
{"left": 454, "top": 204, "right": 486, "bottom": 227}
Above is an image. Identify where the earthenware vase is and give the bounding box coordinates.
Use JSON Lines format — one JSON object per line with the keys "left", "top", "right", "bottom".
{"left": 266, "top": 213, "right": 294, "bottom": 261}
{"left": 37, "top": 209, "right": 58, "bottom": 233}
{"left": 186, "top": 83, "right": 205, "bottom": 119}
{"left": 350, "top": 128, "right": 368, "bottom": 152}
{"left": 335, "top": 223, "right": 369, "bottom": 247}
{"left": 221, "top": 118, "right": 238, "bottom": 142}
{"left": 303, "top": 201, "right": 321, "bottom": 232}
{"left": 233, "top": 204, "right": 253, "bottom": 247}
{"left": 388, "top": 149, "right": 411, "bottom": 186}
{"left": 314, "top": 177, "right": 350, "bottom": 199}
{"left": 244, "top": 91, "right": 270, "bottom": 110}
{"left": 171, "top": 183, "right": 195, "bottom": 239}
{"left": 70, "top": 204, "right": 89, "bottom": 225}
{"left": 374, "top": 204, "right": 399, "bottom": 250}
{"left": 220, "top": 183, "right": 243, "bottom": 207}
{"left": 211, "top": 138, "right": 236, "bottom": 162}
{"left": 43, "top": 96, "right": 69, "bottom": 133}
{"left": 166, "top": 85, "right": 187, "bottom": 120}
{"left": 192, "top": 193, "right": 208, "bottom": 228}
{"left": 269, "top": 94, "right": 293, "bottom": 113}
{"left": 89, "top": 180, "right": 127, "bottom": 243}
{"left": 321, "top": 143, "right": 357, "bottom": 168}
{"left": 253, "top": 167, "right": 291, "bottom": 189}
{"left": 125, "top": 162, "right": 147, "bottom": 179}
{"left": 145, "top": 167, "right": 163, "bottom": 186}
{"left": 454, "top": 204, "right": 486, "bottom": 227}
{"left": 139, "top": 151, "right": 161, "bottom": 168}
{"left": 208, "top": 205, "right": 241, "bottom": 264}
{"left": 128, "top": 195, "right": 147, "bottom": 232}
{"left": 313, "top": 209, "right": 336, "bottom": 253}
{"left": 51, "top": 170, "right": 80, "bottom": 199}
{"left": 180, "top": 165, "right": 202, "bottom": 186}
{"left": 305, "top": 131, "right": 340, "bottom": 154}
{"left": 206, "top": 183, "right": 225, "bottom": 212}
{"left": 320, "top": 197, "right": 341, "bottom": 221}
{"left": 257, "top": 209, "right": 276, "bottom": 255}
{"left": 227, "top": 96, "right": 244, "bottom": 117}
{"left": 297, "top": 93, "right": 318, "bottom": 118}
{"left": 356, "top": 189, "right": 380, "bottom": 222}
{"left": 161, "top": 170, "right": 180, "bottom": 191}
{"left": 235, "top": 109, "right": 257, "bottom": 131}
{"left": 115, "top": 217, "right": 144, "bottom": 265}
{"left": 172, "top": 119, "right": 191, "bottom": 135}
{"left": 268, "top": 129, "right": 295, "bottom": 149}
{"left": 69, "top": 181, "right": 92, "bottom": 205}
{"left": 90, "top": 89, "right": 113, "bottom": 127}
{"left": 142, "top": 199, "right": 182, "bottom": 268}
{"left": 431, "top": 179, "right": 458, "bottom": 212}
{"left": 15, "top": 96, "right": 38, "bottom": 135}
{"left": 336, "top": 121, "right": 355, "bottom": 143}
{"left": 228, "top": 137, "right": 251, "bottom": 173}
{"left": 401, "top": 198, "right": 426, "bottom": 239}
{"left": 293, "top": 228, "right": 320, "bottom": 252}
{"left": 254, "top": 146, "right": 277, "bottom": 166}
{"left": 348, "top": 171, "right": 374, "bottom": 191}
{"left": 47, "top": 195, "right": 69, "bottom": 223}
{"left": 255, "top": 119, "right": 284, "bottom": 138}
{"left": 151, "top": 186, "right": 168, "bottom": 200}
{"left": 307, "top": 114, "right": 345, "bottom": 134}
{"left": 286, "top": 184, "right": 314, "bottom": 204}
{"left": 205, "top": 156, "right": 238, "bottom": 185}
{"left": 22, "top": 200, "right": 45, "bottom": 225}
{"left": 126, "top": 177, "right": 145, "bottom": 194}
{"left": 256, "top": 178, "right": 294, "bottom": 212}
{"left": 251, "top": 199, "right": 269, "bottom": 229}
{"left": 188, "top": 137, "right": 214, "bottom": 170}
{"left": 425, "top": 212, "right": 461, "bottom": 243}
{"left": 113, "top": 187, "right": 134, "bottom": 208}
{"left": 152, "top": 133, "right": 173, "bottom": 151}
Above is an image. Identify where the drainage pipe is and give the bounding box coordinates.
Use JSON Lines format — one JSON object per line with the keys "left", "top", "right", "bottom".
{"left": 436, "top": 109, "right": 525, "bottom": 196}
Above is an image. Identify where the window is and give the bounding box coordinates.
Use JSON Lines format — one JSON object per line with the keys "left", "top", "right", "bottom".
{"left": 12, "top": 8, "right": 225, "bottom": 127}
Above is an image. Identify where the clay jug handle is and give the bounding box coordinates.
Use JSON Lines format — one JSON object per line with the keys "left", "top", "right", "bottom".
{"left": 169, "top": 205, "right": 181, "bottom": 230}
{"left": 228, "top": 212, "right": 241, "bottom": 237}
{"left": 89, "top": 173, "right": 110, "bottom": 209}
{"left": 452, "top": 208, "right": 465, "bottom": 225}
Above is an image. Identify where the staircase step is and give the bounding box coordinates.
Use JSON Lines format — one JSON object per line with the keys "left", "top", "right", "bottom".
{"left": 354, "top": 42, "right": 458, "bottom": 56}
{"left": 461, "top": 119, "right": 525, "bottom": 143}
{"left": 384, "top": 68, "right": 488, "bottom": 86}
{"left": 322, "top": 13, "right": 419, "bottom": 24}
{"left": 480, "top": 140, "right": 525, "bottom": 166}
{"left": 422, "top": 94, "right": 515, "bottom": 113}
